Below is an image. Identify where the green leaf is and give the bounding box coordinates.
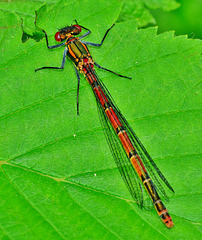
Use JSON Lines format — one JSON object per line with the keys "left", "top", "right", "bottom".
{"left": 0, "top": 0, "right": 180, "bottom": 37}
{"left": 118, "top": 0, "right": 180, "bottom": 27}
{"left": 0, "top": 0, "right": 201, "bottom": 239}
{"left": 0, "top": 0, "right": 54, "bottom": 38}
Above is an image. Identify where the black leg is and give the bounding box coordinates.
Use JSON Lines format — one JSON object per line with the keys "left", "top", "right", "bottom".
{"left": 42, "top": 30, "right": 65, "bottom": 49}
{"left": 35, "top": 48, "right": 68, "bottom": 72}
{"left": 79, "top": 30, "right": 91, "bottom": 39}
{"left": 78, "top": 25, "right": 91, "bottom": 39}
{"left": 72, "top": 20, "right": 91, "bottom": 39}
{"left": 94, "top": 62, "right": 132, "bottom": 80}
{"left": 74, "top": 66, "right": 81, "bottom": 115}
{"left": 80, "top": 24, "right": 115, "bottom": 47}
{"left": 35, "top": 10, "right": 65, "bottom": 49}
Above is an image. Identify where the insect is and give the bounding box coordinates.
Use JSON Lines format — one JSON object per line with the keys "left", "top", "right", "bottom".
{"left": 35, "top": 14, "right": 174, "bottom": 228}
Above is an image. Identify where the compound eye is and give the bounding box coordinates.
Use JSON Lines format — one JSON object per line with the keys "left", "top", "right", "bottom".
{"left": 55, "top": 31, "right": 61, "bottom": 42}
{"left": 73, "top": 25, "right": 81, "bottom": 33}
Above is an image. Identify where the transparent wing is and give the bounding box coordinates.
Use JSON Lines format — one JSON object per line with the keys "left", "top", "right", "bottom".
{"left": 93, "top": 84, "right": 144, "bottom": 206}
{"left": 95, "top": 72, "right": 174, "bottom": 202}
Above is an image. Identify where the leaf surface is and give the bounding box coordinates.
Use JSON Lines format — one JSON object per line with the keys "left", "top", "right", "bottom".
{"left": 0, "top": 1, "right": 201, "bottom": 239}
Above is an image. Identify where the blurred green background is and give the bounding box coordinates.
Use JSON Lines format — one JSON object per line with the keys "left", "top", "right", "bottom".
{"left": 151, "top": 0, "right": 202, "bottom": 39}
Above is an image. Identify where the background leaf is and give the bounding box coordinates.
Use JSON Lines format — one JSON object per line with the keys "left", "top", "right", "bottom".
{"left": 118, "top": 0, "right": 180, "bottom": 26}
{"left": 0, "top": 0, "right": 201, "bottom": 239}
{"left": 151, "top": 0, "right": 202, "bottom": 39}
{"left": 0, "top": 0, "right": 55, "bottom": 36}
{"left": 0, "top": 0, "right": 180, "bottom": 38}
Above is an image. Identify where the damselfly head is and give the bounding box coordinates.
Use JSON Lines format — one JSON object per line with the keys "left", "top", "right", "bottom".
{"left": 54, "top": 25, "right": 82, "bottom": 42}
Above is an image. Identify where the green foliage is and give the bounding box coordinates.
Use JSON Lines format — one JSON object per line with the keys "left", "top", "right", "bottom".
{"left": 151, "top": 0, "right": 202, "bottom": 39}
{"left": 118, "top": 0, "right": 180, "bottom": 26}
{"left": 0, "top": 0, "right": 201, "bottom": 239}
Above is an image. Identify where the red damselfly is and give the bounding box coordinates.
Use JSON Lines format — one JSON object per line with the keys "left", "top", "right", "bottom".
{"left": 35, "top": 14, "right": 174, "bottom": 228}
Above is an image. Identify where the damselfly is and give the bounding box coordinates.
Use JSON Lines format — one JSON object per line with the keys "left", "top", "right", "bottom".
{"left": 35, "top": 14, "right": 174, "bottom": 228}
